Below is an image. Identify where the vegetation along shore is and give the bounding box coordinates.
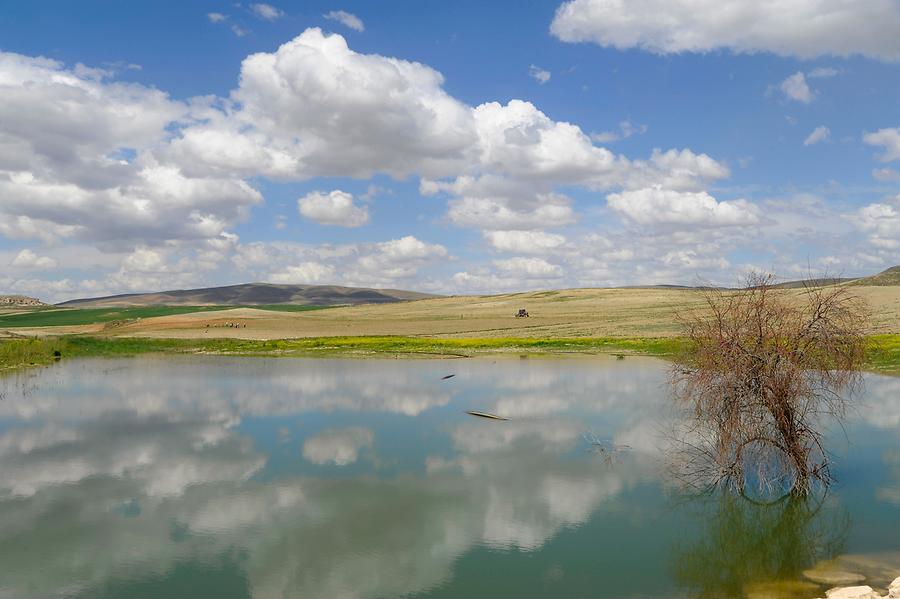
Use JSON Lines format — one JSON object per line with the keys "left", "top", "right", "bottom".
{"left": 2, "top": 333, "right": 899, "bottom": 375}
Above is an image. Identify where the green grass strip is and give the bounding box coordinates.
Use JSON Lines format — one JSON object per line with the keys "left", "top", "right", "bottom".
{"left": 0, "top": 304, "right": 331, "bottom": 328}
{"left": 2, "top": 334, "right": 898, "bottom": 374}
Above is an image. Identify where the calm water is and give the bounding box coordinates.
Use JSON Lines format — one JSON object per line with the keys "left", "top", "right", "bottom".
{"left": 0, "top": 356, "right": 897, "bottom": 598}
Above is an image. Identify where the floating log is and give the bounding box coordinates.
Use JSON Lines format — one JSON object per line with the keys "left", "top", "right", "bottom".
{"left": 466, "top": 410, "right": 508, "bottom": 420}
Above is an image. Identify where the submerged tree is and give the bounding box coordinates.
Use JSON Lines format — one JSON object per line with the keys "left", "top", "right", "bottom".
{"left": 671, "top": 273, "right": 868, "bottom": 496}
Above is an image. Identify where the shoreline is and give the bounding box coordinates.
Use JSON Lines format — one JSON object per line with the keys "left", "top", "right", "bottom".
{"left": 2, "top": 334, "right": 899, "bottom": 375}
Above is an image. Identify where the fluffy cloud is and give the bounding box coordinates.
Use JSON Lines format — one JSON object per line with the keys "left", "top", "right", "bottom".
{"left": 856, "top": 195, "right": 900, "bottom": 249}
{"left": 607, "top": 187, "right": 761, "bottom": 228}
{"left": 660, "top": 249, "right": 729, "bottom": 270}
{"left": 10, "top": 249, "right": 57, "bottom": 270}
{"left": 483, "top": 230, "right": 567, "bottom": 254}
{"left": 234, "top": 236, "right": 447, "bottom": 288}
{"left": 864, "top": 127, "right": 900, "bottom": 162}
{"left": 298, "top": 190, "right": 369, "bottom": 227}
{"left": 808, "top": 66, "right": 839, "bottom": 78}
{"left": 0, "top": 28, "right": 741, "bottom": 297}
{"left": 323, "top": 10, "right": 365, "bottom": 32}
{"left": 0, "top": 165, "right": 261, "bottom": 245}
{"left": 804, "top": 125, "right": 830, "bottom": 146}
{"left": 171, "top": 30, "right": 727, "bottom": 233}
{"left": 781, "top": 72, "right": 813, "bottom": 103}
{"left": 0, "top": 52, "right": 184, "bottom": 184}
{"left": 435, "top": 176, "right": 577, "bottom": 230}
{"left": 591, "top": 119, "right": 647, "bottom": 143}
{"left": 550, "top": 0, "right": 900, "bottom": 60}
{"left": 528, "top": 64, "right": 551, "bottom": 84}
{"left": 494, "top": 257, "right": 562, "bottom": 277}
{"left": 468, "top": 101, "right": 724, "bottom": 190}
{"left": 170, "top": 28, "right": 477, "bottom": 181}
{"left": 0, "top": 52, "right": 261, "bottom": 246}
{"left": 268, "top": 262, "right": 336, "bottom": 284}
{"left": 249, "top": 3, "right": 283, "bottom": 21}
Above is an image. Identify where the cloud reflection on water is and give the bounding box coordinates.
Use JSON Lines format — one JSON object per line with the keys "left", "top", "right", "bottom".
{"left": 0, "top": 356, "right": 894, "bottom": 598}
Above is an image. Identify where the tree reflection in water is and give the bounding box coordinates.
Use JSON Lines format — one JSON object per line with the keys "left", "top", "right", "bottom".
{"left": 670, "top": 490, "right": 849, "bottom": 598}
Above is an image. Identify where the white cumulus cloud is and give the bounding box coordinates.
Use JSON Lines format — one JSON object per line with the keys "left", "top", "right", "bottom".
{"left": 607, "top": 187, "right": 760, "bottom": 228}
{"left": 804, "top": 125, "right": 830, "bottom": 146}
{"left": 323, "top": 10, "right": 365, "bottom": 32}
{"left": 268, "top": 262, "right": 336, "bottom": 284}
{"left": 856, "top": 195, "right": 900, "bottom": 249}
{"left": 591, "top": 119, "right": 647, "bottom": 143}
{"left": 528, "top": 64, "right": 551, "bottom": 84}
{"left": 781, "top": 72, "right": 813, "bottom": 103}
{"left": 550, "top": 0, "right": 900, "bottom": 61}
{"left": 249, "top": 3, "right": 283, "bottom": 21}
{"left": 484, "top": 230, "right": 567, "bottom": 254}
{"left": 0, "top": 52, "right": 261, "bottom": 246}
{"left": 298, "top": 190, "right": 369, "bottom": 227}
{"left": 10, "top": 249, "right": 57, "bottom": 270}
{"left": 494, "top": 257, "right": 562, "bottom": 277}
{"left": 864, "top": 127, "right": 900, "bottom": 162}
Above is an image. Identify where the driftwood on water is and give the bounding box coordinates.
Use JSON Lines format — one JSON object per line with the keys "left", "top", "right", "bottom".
{"left": 466, "top": 411, "right": 508, "bottom": 420}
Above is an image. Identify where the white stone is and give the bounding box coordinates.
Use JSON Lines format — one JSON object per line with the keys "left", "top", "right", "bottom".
{"left": 824, "top": 586, "right": 881, "bottom": 599}
{"left": 889, "top": 575, "right": 900, "bottom": 598}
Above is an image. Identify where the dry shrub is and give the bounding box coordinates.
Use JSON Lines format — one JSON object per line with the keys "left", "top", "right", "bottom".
{"left": 671, "top": 273, "right": 868, "bottom": 497}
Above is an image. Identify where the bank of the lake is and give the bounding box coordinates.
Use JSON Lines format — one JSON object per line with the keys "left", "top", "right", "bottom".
{"left": 2, "top": 333, "right": 900, "bottom": 374}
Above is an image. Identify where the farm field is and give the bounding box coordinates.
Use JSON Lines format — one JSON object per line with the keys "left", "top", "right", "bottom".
{"left": 0, "top": 303, "right": 331, "bottom": 329}
{"left": 3, "top": 285, "right": 900, "bottom": 340}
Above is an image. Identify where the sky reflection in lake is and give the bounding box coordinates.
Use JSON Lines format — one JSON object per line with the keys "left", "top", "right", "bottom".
{"left": 0, "top": 356, "right": 897, "bottom": 598}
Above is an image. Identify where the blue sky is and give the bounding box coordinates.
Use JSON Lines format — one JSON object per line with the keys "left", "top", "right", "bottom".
{"left": 1, "top": 1, "right": 899, "bottom": 301}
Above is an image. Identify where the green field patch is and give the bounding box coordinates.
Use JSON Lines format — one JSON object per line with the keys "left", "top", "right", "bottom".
{"left": 25, "top": 335, "right": 689, "bottom": 361}
{"left": 0, "top": 304, "right": 331, "bottom": 328}
{"left": 865, "top": 334, "right": 900, "bottom": 374}
{"left": 0, "top": 305, "right": 233, "bottom": 327}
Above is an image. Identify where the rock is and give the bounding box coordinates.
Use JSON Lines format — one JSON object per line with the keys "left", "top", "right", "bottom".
{"left": 804, "top": 569, "right": 867, "bottom": 586}
{"left": 889, "top": 576, "right": 900, "bottom": 598}
{"left": 823, "top": 586, "right": 881, "bottom": 599}
{"left": 0, "top": 295, "right": 44, "bottom": 307}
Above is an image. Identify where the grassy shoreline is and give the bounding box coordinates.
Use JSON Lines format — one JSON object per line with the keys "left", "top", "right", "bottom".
{"left": 2, "top": 334, "right": 899, "bottom": 374}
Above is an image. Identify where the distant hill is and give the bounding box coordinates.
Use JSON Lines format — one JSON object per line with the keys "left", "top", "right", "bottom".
{"left": 56, "top": 283, "right": 440, "bottom": 308}
{"left": 770, "top": 277, "right": 859, "bottom": 289}
{"left": 768, "top": 266, "right": 900, "bottom": 289}
{"left": 0, "top": 295, "right": 45, "bottom": 307}
{"left": 850, "top": 265, "right": 900, "bottom": 287}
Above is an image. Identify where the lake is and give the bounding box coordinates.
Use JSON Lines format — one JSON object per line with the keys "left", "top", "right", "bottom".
{"left": 0, "top": 356, "right": 897, "bottom": 598}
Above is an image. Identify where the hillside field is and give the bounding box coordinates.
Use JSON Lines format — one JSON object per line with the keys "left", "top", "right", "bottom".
{"left": 4, "top": 285, "right": 899, "bottom": 340}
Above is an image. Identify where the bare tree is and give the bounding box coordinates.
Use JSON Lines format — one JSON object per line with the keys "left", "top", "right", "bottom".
{"left": 670, "top": 273, "right": 868, "bottom": 497}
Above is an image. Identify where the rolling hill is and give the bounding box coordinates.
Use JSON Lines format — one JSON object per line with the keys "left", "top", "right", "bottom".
{"left": 850, "top": 265, "right": 900, "bottom": 286}
{"left": 56, "top": 283, "right": 440, "bottom": 308}
{"left": 37, "top": 265, "right": 900, "bottom": 311}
